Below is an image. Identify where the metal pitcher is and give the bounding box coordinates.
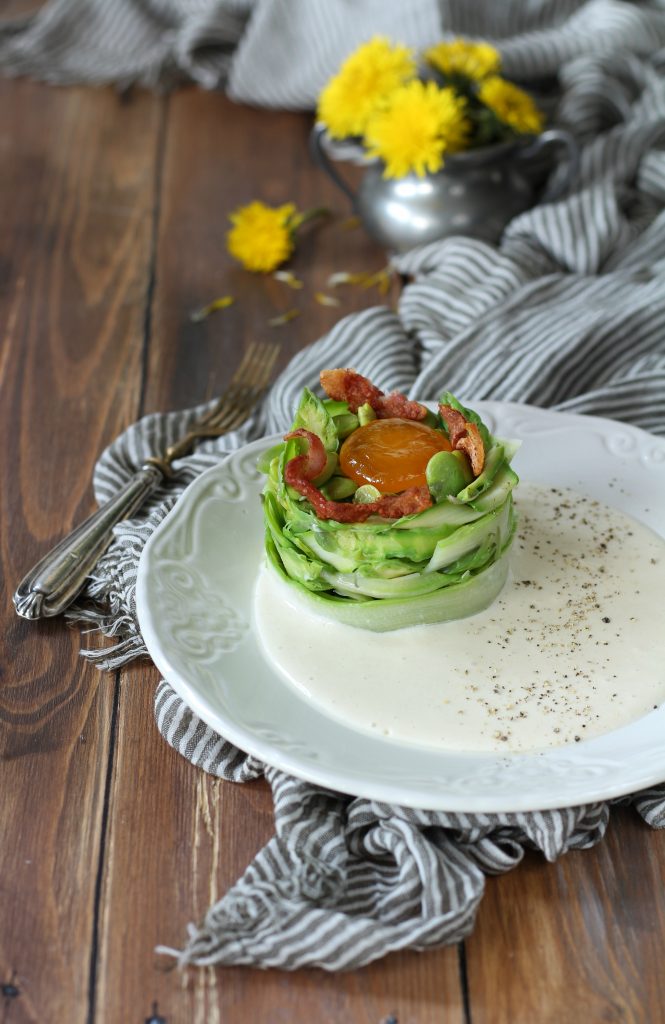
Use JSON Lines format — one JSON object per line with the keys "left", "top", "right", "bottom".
{"left": 311, "top": 124, "right": 579, "bottom": 252}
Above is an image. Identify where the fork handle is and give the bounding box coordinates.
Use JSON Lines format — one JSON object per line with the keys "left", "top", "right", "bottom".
{"left": 14, "top": 464, "right": 163, "bottom": 620}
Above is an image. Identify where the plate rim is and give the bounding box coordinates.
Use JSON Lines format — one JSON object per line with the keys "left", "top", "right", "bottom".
{"left": 136, "top": 400, "right": 665, "bottom": 811}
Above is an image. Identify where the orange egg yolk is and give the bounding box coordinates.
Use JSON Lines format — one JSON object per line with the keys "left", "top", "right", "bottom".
{"left": 339, "top": 418, "right": 452, "bottom": 494}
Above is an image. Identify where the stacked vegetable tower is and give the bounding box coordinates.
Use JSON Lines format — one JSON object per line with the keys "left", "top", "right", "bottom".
{"left": 259, "top": 369, "right": 519, "bottom": 631}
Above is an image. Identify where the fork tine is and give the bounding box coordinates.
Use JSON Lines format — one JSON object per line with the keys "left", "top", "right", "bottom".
{"left": 205, "top": 366, "right": 277, "bottom": 431}
{"left": 200, "top": 344, "right": 279, "bottom": 432}
{"left": 202, "top": 386, "right": 268, "bottom": 436}
{"left": 204, "top": 382, "right": 267, "bottom": 430}
{"left": 194, "top": 342, "right": 264, "bottom": 430}
{"left": 238, "top": 341, "right": 279, "bottom": 395}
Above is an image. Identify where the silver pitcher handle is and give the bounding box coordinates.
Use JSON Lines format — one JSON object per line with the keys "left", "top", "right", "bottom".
{"left": 518, "top": 128, "right": 580, "bottom": 202}
{"left": 309, "top": 124, "right": 357, "bottom": 205}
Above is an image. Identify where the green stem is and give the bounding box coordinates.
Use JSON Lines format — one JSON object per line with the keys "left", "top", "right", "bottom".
{"left": 292, "top": 206, "right": 330, "bottom": 231}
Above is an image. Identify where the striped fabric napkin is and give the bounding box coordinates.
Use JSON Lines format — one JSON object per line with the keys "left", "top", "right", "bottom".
{"left": 2, "top": 0, "right": 665, "bottom": 108}
{"left": 20, "top": 0, "right": 663, "bottom": 970}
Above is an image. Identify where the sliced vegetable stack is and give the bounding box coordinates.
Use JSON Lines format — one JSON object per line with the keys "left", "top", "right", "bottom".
{"left": 258, "top": 369, "right": 519, "bottom": 630}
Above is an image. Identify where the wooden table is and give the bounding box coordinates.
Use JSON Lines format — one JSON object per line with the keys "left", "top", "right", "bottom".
{"left": 2, "top": 78, "right": 664, "bottom": 1024}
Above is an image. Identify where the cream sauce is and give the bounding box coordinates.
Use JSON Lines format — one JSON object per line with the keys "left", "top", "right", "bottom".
{"left": 254, "top": 484, "right": 665, "bottom": 752}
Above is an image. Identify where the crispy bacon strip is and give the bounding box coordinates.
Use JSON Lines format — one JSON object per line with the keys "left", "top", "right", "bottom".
{"left": 284, "top": 428, "right": 327, "bottom": 479}
{"left": 320, "top": 368, "right": 427, "bottom": 421}
{"left": 283, "top": 429, "right": 431, "bottom": 522}
{"left": 457, "top": 423, "right": 485, "bottom": 476}
{"left": 376, "top": 391, "right": 427, "bottom": 420}
{"left": 437, "top": 405, "right": 467, "bottom": 446}
{"left": 439, "top": 405, "right": 485, "bottom": 476}
{"left": 320, "top": 368, "right": 382, "bottom": 411}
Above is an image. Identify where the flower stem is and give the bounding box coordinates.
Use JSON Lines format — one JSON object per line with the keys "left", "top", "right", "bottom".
{"left": 292, "top": 206, "right": 330, "bottom": 231}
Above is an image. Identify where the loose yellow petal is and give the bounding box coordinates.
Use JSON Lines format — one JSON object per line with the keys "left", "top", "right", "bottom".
{"left": 327, "top": 271, "right": 371, "bottom": 288}
{"left": 425, "top": 39, "right": 501, "bottom": 81}
{"left": 190, "top": 295, "right": 235, "bottom": 322}
{"left": 317, "top": 37, "right": 416, "bottom": 139}
{"left": 360, "top": 267, "right": 394, "bottom": 294}
{"left": 478, "top": 76, "right": 544, "bottom": 135}
{"left": 273, "top": 270, "right": 304, "bottom": 289}
{"left": 268, "top": 308, "right": 301, "bottom": 327}
{"left": 314, "top": 292, "right": 341, "bottom": 307}
{"left": 327, "top": 271, "right": 354, "bottom": 287}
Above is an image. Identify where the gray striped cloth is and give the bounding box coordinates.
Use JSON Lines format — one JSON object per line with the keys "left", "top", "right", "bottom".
{"left": 28, "top": 0, "right": 665, "bottom": 970}
{"left": 3, "top": 0, "right": 665, "bottom": 102}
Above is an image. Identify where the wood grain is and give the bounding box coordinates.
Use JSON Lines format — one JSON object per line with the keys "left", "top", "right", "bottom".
{"left": 92, "top": 90, "right": 463, "bottom": 1023}
{"left": 5, "top": 76, "right": 665, "bottom": 1024}
{"left": 142, "top": 88, "right": 399, "bottom": 414}
{"left": 93, "top": 671, "right": 464, "bottom": 1024}
{"left": 0, "top": 81, "right": 162, "bottom": 1022}
{"left": 465, "top": 807, "right": 665, "bottom": 1024}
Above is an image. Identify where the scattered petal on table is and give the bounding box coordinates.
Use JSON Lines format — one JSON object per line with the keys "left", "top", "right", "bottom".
{"left": 326, "top": 267, "right": 394, "bottom": 294}
{"left": 273, "top": 270, "right": 304, "bottom": 289}
{"left": 326, "top": 270, "right": 379, "bottom": 288}
{"left": 362, "top": 267, "right": 393, "bottom": 295}
{"left": 268, "top": 308, "right": 301, "bottom": 327}
{"left": 314, "top": 292, "right": 341, "bottom": 307}
{"left": 190, "top": 295, "right": 235, "bottom": 322}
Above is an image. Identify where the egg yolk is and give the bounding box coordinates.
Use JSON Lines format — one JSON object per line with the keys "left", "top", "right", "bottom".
{"left": 339, "top": 418, "right": 452, "bottom": 494}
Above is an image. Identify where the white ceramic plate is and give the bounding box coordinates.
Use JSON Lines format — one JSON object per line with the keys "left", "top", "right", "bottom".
{"left": 136, "top": 402, "right": 665, "bottom": 811}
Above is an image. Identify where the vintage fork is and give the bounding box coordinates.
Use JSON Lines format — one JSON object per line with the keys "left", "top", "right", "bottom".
{"left": 14, "top": 340, "right": 280, "bottom": 620}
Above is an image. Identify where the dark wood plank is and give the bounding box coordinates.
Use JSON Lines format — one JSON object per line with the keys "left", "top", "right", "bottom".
{"left": 96, "top": 666, "right": 464, "bottom": 1024}
{"left": 6, "top": 74, "right": 664, "bottom": 1024}
{"left": 143, "top": 87, "right": 399, "bottom": 413}
{"left": 465, "top": 807, "right": 665, "bottom": 1023}
{"left": 1, "top": 1, "right": 46, "bottom": 16}
{"left": 0, "top": 80, "right": 163, "bottom": 1022}
{"left": 95, "top": 89, "right": 463, "bottom": 1022}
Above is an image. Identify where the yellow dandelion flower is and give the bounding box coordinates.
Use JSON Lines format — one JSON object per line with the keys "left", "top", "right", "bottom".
{"left": 317, "top": 36, "right": 416, "bottom": 139}
{"left": 227, "top": 201, "right": 297, "bottom": 273}
{"left": 365, "top": 80, "right": 470, "bottom": 179}
{"left": 425, "top": 38, "right": 501, "bottom": 81}
{"left": 227, "top": 202, "right": 328, "bottom": 272}
{"left": 478, "top": 76, "right": 544, "bottom": 135}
